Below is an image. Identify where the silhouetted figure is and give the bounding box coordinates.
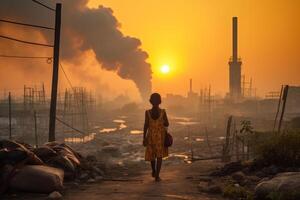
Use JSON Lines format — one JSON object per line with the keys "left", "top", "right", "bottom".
{"left": 143, "top": 93, "right": 169, "bottom": 182}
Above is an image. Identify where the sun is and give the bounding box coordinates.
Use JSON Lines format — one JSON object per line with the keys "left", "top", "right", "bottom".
{"left": 160, "top": 64, "right": 170, "bottom": 74}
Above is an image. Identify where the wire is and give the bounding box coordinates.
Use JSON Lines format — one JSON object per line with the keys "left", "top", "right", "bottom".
{"left": 0, "top": 19, "right": 54, "bottom": 30}
{"left": 31, "top": 0, "right": 55, "bottom": 12}
{"left": 0, "top": 35, "right": 53, "bottom": 47}
{"left": 60, "top": 63, "right": 74, "bottom": 90}
{"left": 0, "top": 54, "right": 52, "bottom": 59}
{"left": 56, "top": 117, "right": 85, "bottom": 135}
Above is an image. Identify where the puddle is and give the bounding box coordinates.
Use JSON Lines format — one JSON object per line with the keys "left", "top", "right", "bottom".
{"left": 119, "top": 123, "right": 127, "bottom": 130}
{"left": 113, "top": 119, "right": 126, "bottom": 123}
{"left": 65, "top": 132, "right": 96, "bottom": 143}
{"left": 170, "top": 116, "right": 192, "bottom": 121}
{"left": 195, "top": 138, "right": 204, "bottom": 142}
{"left": 167, "top": 153, "right": 191, "bottom": 164}
{"left": 100, "top": 128, "right": 117, "bottom": 133}
{"left": 130, "top": 130, "right": 143, "bottom": 135}
{"left": 113, "top": 119, "right": 127, "bottom": 130}
{"left": 177, "top": 121, "right": 199, "bottom": 125}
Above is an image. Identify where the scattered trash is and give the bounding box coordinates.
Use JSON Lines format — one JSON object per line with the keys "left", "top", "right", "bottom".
{"left": 48, "top": 191, "right": 63, "bottom": 199}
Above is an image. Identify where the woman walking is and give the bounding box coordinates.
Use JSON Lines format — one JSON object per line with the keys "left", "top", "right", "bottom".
{"left": 143, "top": 93, "right": 169, "bottom": 182}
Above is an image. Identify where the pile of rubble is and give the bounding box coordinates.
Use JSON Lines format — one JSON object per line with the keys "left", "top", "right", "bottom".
{"left": 0, "top": 139, "right": 105, "bottom": 196}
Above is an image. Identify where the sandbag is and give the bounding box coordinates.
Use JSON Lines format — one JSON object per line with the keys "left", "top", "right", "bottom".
{"left": 0, "top": 140, "right": 24, "bottom": 149}
{"left": 0, "top": 148, "right": 28, "bottom": 165}
{"left": 46, "top": 155, "right": 75, "bottom": 173}
{"left": 53, "top": 146, "right": 80, "bottom": 167}
{"left": 9, "top": 165, "right": 64, "bottom": 193}
{"left": 33, "top": 146, "right": 58, "bottom": 162}
{"left": 0, "top": 140, "right": 43, "bottom": 165}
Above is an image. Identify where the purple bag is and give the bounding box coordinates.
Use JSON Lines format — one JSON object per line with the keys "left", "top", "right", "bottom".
{"left": 164, "top": 132, "right": 173, "bottom": 147}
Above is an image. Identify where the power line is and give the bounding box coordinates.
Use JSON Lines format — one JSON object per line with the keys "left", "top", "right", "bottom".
{"left": 31, "top": 0, "right": 55, "bottom": 12}
{"left": 0, "top": 35, "right": 53, "bottom": 47}
{"left": 56, "top": 117, "right": 85, "bottom": 135}
{"left": 0, "top": 19, "right": 54, "bottom": 30}
{"left": 60, "top": 63, "right": 74, "bottom": 90}
{"left": 0, "top": 54, "right": 52, "bottom": 59}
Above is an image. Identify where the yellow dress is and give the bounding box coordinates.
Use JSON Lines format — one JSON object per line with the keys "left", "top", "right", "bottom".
{"left": 145, "top": 109, "right": 168, "bottom": 161}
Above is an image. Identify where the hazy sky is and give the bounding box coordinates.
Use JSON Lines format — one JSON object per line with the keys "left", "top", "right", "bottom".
{"left": 1, "top": 0, "right": 299, "bottom": 101}
{"left": 88, "top": 0, "right": 300, "bottom": 97}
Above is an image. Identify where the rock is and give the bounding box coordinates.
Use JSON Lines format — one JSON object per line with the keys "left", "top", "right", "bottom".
{"left": 262, "top": 165, "right": 280, "bottom": 176}
{"left": 207, "top": 185, "right": 222, "bottom": 194}
{"left": 87, "top": 178, "right": 96, "bottom": 183}
{"left": 92, "top": 166, "right": 104, "bottom": 176}
{"left": 79, "top": 173, "right": 89, "bottom": 180}
{"left": 198, "top": 182, "right": 222, "bottom": 194}
{"left": 95, "top": 176, "right": 103, "bottom": 181}
{"left": 255, "top": 172, "right": 300, "bottom": 200}
{"left": 231, "top": 171, "right": 245, "bottom": 183}
{"left": 86, "top": 155, "right": 97, "bottom": 162}
{"left": 211, "top": 161, "right": 243, "bottom": 176}
{"left": 48, "top": 191, "right": 62, "bottom": 199}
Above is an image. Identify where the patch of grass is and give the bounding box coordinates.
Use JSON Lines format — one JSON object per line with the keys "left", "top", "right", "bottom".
{"left": 254, "top": 131, "right": 300, "bottom": 167}
{"left": 223, "top": 184, "right": 253, "bottom": 200}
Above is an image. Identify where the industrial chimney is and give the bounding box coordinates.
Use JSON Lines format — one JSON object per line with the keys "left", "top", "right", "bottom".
{"left": 228, "top": 17, "right": 242, "bottom": 100}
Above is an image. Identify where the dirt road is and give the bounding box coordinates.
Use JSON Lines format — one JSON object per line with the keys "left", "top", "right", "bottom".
{"left": 63, "top": 160, "right": 224, "bottom": 200}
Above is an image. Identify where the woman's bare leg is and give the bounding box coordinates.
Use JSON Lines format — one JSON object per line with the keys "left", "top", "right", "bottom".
{"left": 155, "top": 157, "right": 162, "bottom": 181}
{"left": 151, "top": 160, "right": 156, "bottom": 177}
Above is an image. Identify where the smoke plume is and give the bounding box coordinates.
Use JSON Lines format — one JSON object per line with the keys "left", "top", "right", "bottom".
{"left": 0, "top": 0, "right": 152, "bottom": 100}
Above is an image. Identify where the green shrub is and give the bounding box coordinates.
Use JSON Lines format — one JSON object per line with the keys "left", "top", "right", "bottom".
{"left": 223, "top": 184, "right": 253, "bottom": 200}
{"left": 254, "top": 131, "right": 300, "bottom": 167}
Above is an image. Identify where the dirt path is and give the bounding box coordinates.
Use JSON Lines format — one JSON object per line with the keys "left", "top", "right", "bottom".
{"left": 63, "top": 161, "right": 224, "bottom": 200}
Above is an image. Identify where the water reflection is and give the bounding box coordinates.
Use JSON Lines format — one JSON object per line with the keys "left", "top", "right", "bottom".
{"left": 130, "top": 130, "right": 143, "bottom": 135}
{"left": 113, "top": 119, "right": 126, "bottom": 123}
{"left": 177, "top": 121, "right": 199, "bottom": 125}
{"left": 100, "top": 128, "right": 117, "bottom": 133}
{"left": 195, "top": 138, "right": 204, "bottom": 142}
{"left": 65, "top": 132, "right": 96, "bottom": 143}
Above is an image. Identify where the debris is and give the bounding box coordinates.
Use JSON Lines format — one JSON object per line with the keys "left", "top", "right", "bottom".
{"left": 48, "top": 191, "right": 63, "bottom": 199}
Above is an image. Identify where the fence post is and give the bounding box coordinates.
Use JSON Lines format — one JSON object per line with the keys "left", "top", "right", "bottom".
{"left": 34, "top": 111, "right": 38, "bottom": 147}
{"left": 8, "top": 92, "right": 12, "bottom": 139}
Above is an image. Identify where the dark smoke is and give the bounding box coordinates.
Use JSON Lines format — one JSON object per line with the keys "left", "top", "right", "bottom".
{"left": 0, "top": 0, "right": 152, "bottom": 99}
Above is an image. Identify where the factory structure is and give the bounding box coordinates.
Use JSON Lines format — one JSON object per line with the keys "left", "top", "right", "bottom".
{"left": 228, "top": 17, "right": 242, "bottom": 100}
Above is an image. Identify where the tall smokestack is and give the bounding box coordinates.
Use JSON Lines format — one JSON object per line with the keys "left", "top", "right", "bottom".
{"left": 232, "top": 17, "right": 238, "bottom": 62}
{"left": 228, "top": 17, "right": 242, "bottom": 100}
{"left": 190, "top": 78, "right": 193, "bottom": 93}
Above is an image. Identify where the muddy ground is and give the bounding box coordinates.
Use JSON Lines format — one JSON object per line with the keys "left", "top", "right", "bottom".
{"left": 4, "top": 114, "right": 228, "bottom": 200}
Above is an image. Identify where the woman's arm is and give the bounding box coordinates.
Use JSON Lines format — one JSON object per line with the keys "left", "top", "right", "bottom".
{"left": 163, "top": 110, "right": 169, "bottom": 127}
{"left": 143, "top": 111, "right": 149, "bottom": 141}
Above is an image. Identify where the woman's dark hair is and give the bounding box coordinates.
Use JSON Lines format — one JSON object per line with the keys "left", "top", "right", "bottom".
{"left": 149, "top": 93, "right": 161, "bottom": 106}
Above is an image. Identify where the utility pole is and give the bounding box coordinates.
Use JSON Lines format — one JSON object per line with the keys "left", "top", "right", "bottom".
{"left": 49, "top": 3, "right": 62, "bottom": 142}
{"left": 8, "top": 92, "right": 12, "bottom": 139}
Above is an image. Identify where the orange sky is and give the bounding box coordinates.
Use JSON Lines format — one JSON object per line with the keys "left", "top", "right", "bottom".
{"left": 88, "top": 0, "right": 300, "bottom": 97}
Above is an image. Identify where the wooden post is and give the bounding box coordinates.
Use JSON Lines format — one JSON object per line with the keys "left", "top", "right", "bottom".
{"left": 34, "top": 111, "right": 38, "bottom": 147}
{"left": 205, "top": 127, "right": 212, "bottom": 154}
{"left": 8, "top": 92, "right": 12, "bottom": 139}
{"left": 273, "top": 85, "right": 284, "bottom": 132}
{"left": 235, "top": 131, "right": 239, "bottom": 161}
{"left": 278, "top": 85, "right": 289, "bottom": 133}
{"left": 223, "top": 116, "right": 232, "bottom": 161}
{"left": 49, "top": 3, "right": 62, "bottom": 142}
